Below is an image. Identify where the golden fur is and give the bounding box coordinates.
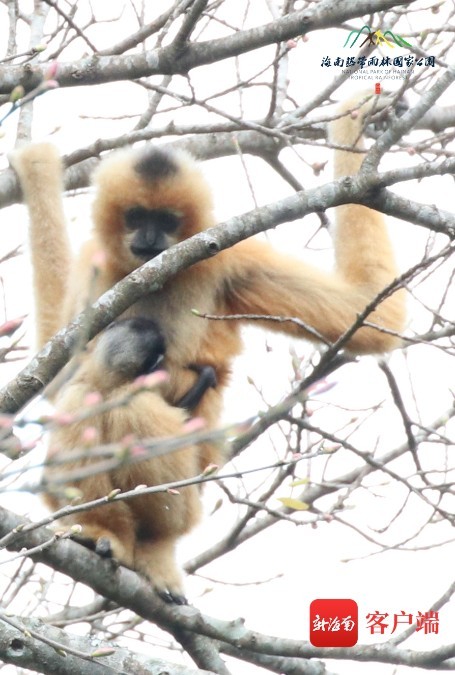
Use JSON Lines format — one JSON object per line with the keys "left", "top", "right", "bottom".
{"left": 11, "top": 92, "right": 406, "bottom": 601}
{"left": 45, "top": 338, "right": 201, "bottom": 601}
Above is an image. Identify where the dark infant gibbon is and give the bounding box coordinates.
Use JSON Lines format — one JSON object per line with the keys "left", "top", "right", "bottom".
{"left": 11, "top": 91, "right": 406, "bottom": 602}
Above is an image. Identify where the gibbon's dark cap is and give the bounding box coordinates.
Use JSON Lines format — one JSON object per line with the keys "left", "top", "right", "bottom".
{"left": 134, "top": 146, "right": 179, "bottom": 181}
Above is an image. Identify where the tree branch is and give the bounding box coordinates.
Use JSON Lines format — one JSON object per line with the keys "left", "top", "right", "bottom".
{"left": 0, "top": 504, "right": 453, "bottom": 672}
{"left": 0, "top": 0, "right": 417, "bottom": 94}
{"left": 0, "top": 613, "right": 216, "bottom": 675}
{"left": 2, "top": 160, "right": 455, "bottom": 416}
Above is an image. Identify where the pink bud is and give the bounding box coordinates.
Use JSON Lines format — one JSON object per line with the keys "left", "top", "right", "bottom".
{"left": 44, "top": 61, "right": 59, "bottom": 80}
{"left": 182, "top": 417, "right": 205, "bottom": 433}
{"left": 133, "top": 371, "right": 168, "bottom": 389}
{"left": 52, "top": 412, "right": 75, "bottom": 425}
{"left": 0, "top": 316, "right": 25, "bottom": 337}
{"left": 0, "top": 415, "right": 13, "bottom": 429}
{"left": 306, "top": 379, "right": 337, "bottom": 397}
{"left": 84, "top": 391, "right": 103, "bottom": 406}
{"left": 130, "top": 444, "right": 147, "bottom": 457}
{"left": 43, "top": 80, "right": 59, "bottom": 91}
{"left": 201, "top": 463, "right": 219, "bottom": 477}
{"left": 81, "top": 426, "right": 98, "bottom": 444}
{"left": 91, "top": 250, "right": 106, "bottom": 270}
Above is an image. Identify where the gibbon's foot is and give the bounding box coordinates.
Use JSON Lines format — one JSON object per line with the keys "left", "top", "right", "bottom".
{"left": 134, "top": 539, "right": 188, "bottom": 604}
{"left": 156, "top": 586, "right": 189, "bottom": 605}
{"left": 72, "top": 533, "right": 117, "bottom": 564}
{"left": 95, "top": 536, "right": 114, "bottom": 558}
{"left": 71, "top": 532, "right": 99, "bottom": 552}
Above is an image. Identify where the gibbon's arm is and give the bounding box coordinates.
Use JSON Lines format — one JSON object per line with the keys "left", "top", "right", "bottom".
{"left": 225, "top": 94, "right": 406, "bottom": 354}
{"left": 9, "top": 143, "right": 71, "bottom": 348}
{"left": 175, "top": 365, "right": 217, "bottom": 410}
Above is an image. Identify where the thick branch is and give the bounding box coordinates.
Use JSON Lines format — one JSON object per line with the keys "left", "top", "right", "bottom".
{"left": 0, "top": 614, "right": 214, "bottom": 675}
{"left": 0, "top": 504, "right": 453, "bottom": 672}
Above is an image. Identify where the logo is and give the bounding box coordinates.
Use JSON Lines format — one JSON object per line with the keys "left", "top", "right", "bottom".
{"left": 310, "top": 599, "right": 358, "bottom": 647}
{"left": 344, "top": 25, "right": 412, "bottom": 49}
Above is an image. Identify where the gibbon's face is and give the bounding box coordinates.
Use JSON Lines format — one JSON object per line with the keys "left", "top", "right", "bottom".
{"left": 124, "top": 206, "right": 183, "bottom": 261}
{"left": 92, "top": 144, "right": 215, "bottom": 273}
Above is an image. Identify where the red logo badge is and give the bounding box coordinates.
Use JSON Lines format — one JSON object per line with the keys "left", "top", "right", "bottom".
{"left": 310, "top": 599, "right": 358, "bottom": 647}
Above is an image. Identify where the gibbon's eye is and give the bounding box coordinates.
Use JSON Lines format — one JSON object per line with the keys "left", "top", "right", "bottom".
{"left": 125, "top": 207, "right": 183, "bottom": 260}
{"left": 124, "top": 206, "right": 152, "bottom": 231}
{"left": 124, "top": 206, "right": 182, "bottom": 233}
{"left": 154, "top": 209, "right": 183, "bottom": 234}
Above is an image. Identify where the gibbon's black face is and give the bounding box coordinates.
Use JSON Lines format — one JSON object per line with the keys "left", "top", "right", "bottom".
{"left": 124, "top": 206, "right": 181, "bottom": 260}
{"left": 97, "top": 317, "right": 166, "bottom": 378}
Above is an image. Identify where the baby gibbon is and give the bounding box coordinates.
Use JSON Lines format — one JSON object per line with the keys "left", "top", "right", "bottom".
{"left": 11, "top": 91, "right": 406, "bottom": 601}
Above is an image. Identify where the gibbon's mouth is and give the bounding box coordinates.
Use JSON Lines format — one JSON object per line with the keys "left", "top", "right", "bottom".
{"left": 130, "top": 245, "right": 167, "bottom": 260}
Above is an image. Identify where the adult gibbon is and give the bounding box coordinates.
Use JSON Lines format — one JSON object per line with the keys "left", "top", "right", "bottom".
{"left": 11, "top": 91, "right": 406, "bottom": 601}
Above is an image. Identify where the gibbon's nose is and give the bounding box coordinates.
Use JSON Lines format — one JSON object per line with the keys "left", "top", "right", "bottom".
{"left": 130, "top": 227, "right": 168, "bottom": 259}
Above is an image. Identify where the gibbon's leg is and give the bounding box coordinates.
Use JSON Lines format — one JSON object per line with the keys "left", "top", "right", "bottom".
{"left": 223, "top": 93, "right": 406, "bottom": 353}
{"left": 47, "top": 385, "right": 202, "bottom": 600}
{"left": 9, "top": 143, "right": 71, "bottom": 348}
{"left": 58, "top": 495, "right": 137, "bottom": 566}
{"left": 117, "top": 443, "right": 202, "bottom": 603}
{"left": 43, "top": 363, "right": 139, "bottom": 569}
{"left": 104, "top": 392, "right": 202, "bottom": 602}
{"left": 44, "top": 409, "right": 137, "bottom": 569}
{"left": 134, "top": 538, "right": 187, "bottom": 605}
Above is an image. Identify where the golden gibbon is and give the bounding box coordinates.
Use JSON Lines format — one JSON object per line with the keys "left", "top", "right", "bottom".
{"left": 11, "top": 92, "right": 406, "bottom": 602}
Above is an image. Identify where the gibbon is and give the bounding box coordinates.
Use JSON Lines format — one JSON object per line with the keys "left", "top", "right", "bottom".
{"left": 45, "top": 317, "right": 215, "bottom": 604}
{"left": 11, "top": 91, "right": 406, "bottom": 601}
